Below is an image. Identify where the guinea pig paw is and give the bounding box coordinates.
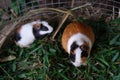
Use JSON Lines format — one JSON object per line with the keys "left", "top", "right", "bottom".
{"left": 15, "top": 42, "right": 23, "bottom": 48}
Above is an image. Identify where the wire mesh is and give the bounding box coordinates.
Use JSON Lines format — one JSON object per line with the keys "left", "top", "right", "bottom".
{"left": 0, "top": 0, "right": 120, "bottom": 19}
{"left": 10, "top": 0, "right": 119, "bottom": 18}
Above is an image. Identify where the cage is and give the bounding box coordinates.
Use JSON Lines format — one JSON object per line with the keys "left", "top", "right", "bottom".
{"left": 0, "top": 0, "right": 120, "bottom": 49}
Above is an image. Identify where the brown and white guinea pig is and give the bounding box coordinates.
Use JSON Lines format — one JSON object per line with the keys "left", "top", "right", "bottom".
{"left": 62, "top": 21, "right": 95, "bottom": 67}
{"left": 14, "top": 20, "right": 53, "bottom": 48}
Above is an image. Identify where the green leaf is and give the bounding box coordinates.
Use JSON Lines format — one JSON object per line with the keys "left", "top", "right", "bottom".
{"left": 110, "top": 18, "right": 120, "bottom": 26}
{"left": 29, "top": 46, "right": 42, "bottom": 54}
{"left": 19, "top": 48, "right": 24, "bottom": 57}
{"left": 109, "top": 35, "right": 120, "bottom": 45}
{"left": 112, "top": 52, "right": 119, "bottom": 62}
{"left": 49, "top": 48, "right": 56, "bottom": 56}
{"left": 113, "top": 73, "right": 120, "bottom": 80}
{"left": 97, "top": 76, "right": 106, "bottom": 80}
{"left": 18, "top": 73, "right": 26, "bottom": 78}
{"left": 91, "top": 64, "right": 99, "bottom": 72}
{"left": 97, "top": 57, "right": 109, "bottom": 67}
{"left": 12, "top": 62, "right": 16, "bottom": 72}
{"left": 49, "top": 48, "right": 56, "bottom": 53}
{"left": 58, "top": 71, "right": 69, "bottom": 80}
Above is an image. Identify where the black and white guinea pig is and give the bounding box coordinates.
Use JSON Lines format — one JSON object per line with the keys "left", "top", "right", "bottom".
{"left": 14, "top": 20, "right": 53, "bottom": 48}
{"left": 62, "top": 21, "right": 95, "bottom": 67}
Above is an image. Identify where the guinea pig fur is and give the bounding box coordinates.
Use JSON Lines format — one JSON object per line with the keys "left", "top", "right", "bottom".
{"left": 62, "top": 21, "right": 95, "bottom": 67}
{"left": 15, "top": 20, "right": 53, "bottom": 48}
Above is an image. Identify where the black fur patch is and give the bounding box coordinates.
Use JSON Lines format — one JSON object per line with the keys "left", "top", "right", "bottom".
{"left": 69, "top": 53, "right": 75, "bottom": 62}
{"left": 70, "top": 41, "right": 79, "bottom": 52}
{"left": 33, "top": 27, "right": 44, "bottom": 39}
{"left": 14, "top": 32, "right": 21, "bottom": 41}
{"left": 69, "top": 42, "right": 78, "bottom": 62}
{"left": 33, "top": 24, "right": 48, "bottom": 39}
{"left": 81, "top": 50, "right": 88, "bottom": 57}
{"left": 40, "top": 24, "right": 48, "bottom": 31}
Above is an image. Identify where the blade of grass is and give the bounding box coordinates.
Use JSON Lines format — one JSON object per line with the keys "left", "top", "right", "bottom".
{"left": 112, "top": 52, "right": 119, "bottom": 62}
{"left": 29, "top": 45, "right": 42, "bottom": 54}
{"left": 109, "top": 35, "right": 120, "bottom": 45}
{"left": 97, "top": 56, "right": 109, "bottom": 67}
{"left": 19, "top": 48, "right": 24, "bottom": 57}
{"left": 0, "top": 66, "right": 15, "bottom": 80}
{"left": 58, "top": 71, "right": 69, "bottom": 80}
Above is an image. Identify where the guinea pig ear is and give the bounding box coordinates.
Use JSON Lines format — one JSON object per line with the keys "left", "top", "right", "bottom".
{"left": 33, "top": 23, "right": 41, "bottom": 29}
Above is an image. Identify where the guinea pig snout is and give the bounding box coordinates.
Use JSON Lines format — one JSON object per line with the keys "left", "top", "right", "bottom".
{"left": 71, "top": 56, "right": 87, "bottom": 67}
{"left": 70, "top": 48, "right": 87, "bottom": 67}
{"left": 70, "top": 48, "right": 81, "bottom": 67}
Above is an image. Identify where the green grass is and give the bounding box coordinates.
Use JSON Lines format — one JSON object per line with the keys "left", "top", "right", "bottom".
{"left": 0, "top": 18, "right": 120, "bottom": 80}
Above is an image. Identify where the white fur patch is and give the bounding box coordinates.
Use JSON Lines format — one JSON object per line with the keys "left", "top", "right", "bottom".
{"left": 67, "top": 33, "right": 92, "bottom": 67}
{"left": 31, "top": 20, "right": 41, "bottom": 24}
{"left": 118, "top": 8, "right": 120, "bottom": 18}
{"left": 17, "top": 22, "right": 36, "bottom": 47}
{"left": 67, "top": 33, "right": 92, "bottom": 54}
{"left": 39, "top": 21, "right": 53, "bottom": 35}
{"left": 71, "top": 48, "right": 82, "bottom": 67}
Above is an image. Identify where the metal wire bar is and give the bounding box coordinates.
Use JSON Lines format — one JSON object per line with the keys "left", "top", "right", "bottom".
{"left": 92, "top": 2, "right": 120, "bottom": 9}
{"left": 108, "top": 0, "right": 120, "bottom": 4}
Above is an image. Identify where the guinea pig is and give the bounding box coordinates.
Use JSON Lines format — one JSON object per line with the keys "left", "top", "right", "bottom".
{"left": 14, "top": 20, "right": 53, "bottom": 48}
{"left": 61, "top": 21, "right": 95, "bottom": 67}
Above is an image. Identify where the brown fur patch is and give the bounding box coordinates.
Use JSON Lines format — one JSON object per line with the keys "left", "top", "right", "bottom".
{"left": 81, "top": 57, "right": 87, "bottom": 64}
{"left": 16, "top": 26, "right": 22, "bottom": 33}
{"left": 33, "top": 23, "right": 41, "bottom": 29}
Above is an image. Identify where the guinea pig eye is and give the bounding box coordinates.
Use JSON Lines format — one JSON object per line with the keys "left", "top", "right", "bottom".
{"left": 70, "top": 41, "right": 79, "bottom": 52}
{"left": 40, "top": 24, "right": 48, "bottom": 31}
{"left": 81, "top": 50, "right": 88, "bottom": 57}
{"left": 14, "top": 32, "right": 21, "bottom": 41}
{"left": 80, "top": 45, "right": 88, "bottom": 51}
